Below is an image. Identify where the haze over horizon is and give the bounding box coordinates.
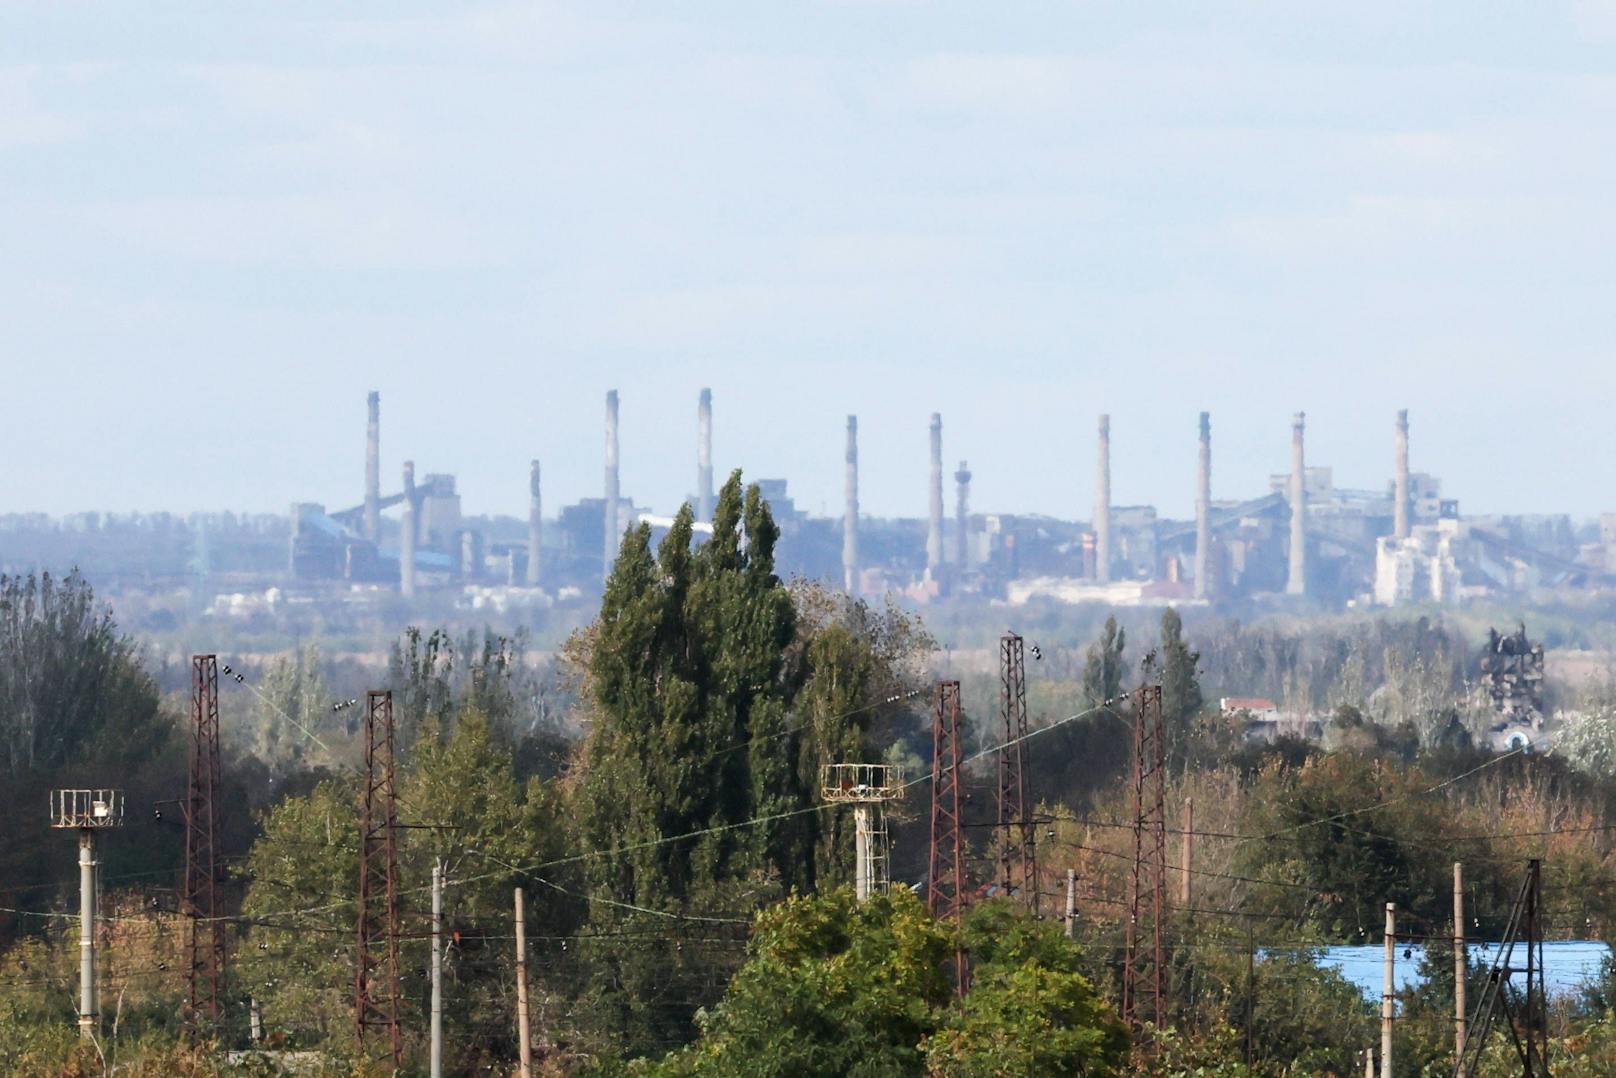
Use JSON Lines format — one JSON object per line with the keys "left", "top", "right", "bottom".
{"left": 5, "top": 2, "right": 1616, "bottom": 522}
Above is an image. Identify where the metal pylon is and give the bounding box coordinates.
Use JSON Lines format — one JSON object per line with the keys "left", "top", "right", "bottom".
{"left": 185, "top": 654, "right": 227, "bottom": 1036}
{"left": 1122, "top": 683, "right": 1167, "bottom": 1034}
{"left": 928, "top": 680, "right": 969, "bottom": 992}
{"left": 356, "top": 690, "right": 402, "bottom": 1067}
{"left": 1457, "top": 859, "right": 1549, "bottom": 1076}
{"left": 997, "top": 632, "right": 1038, "bottom": 913}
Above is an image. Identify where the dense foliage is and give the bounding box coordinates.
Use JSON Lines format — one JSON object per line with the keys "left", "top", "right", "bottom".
{"left": 12, "top": 559, "right": 1616, "bottom": 1075}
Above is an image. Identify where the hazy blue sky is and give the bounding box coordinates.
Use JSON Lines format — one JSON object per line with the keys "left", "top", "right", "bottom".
{"left": 5, "top": 3, "right": 1616, "bottom": 522}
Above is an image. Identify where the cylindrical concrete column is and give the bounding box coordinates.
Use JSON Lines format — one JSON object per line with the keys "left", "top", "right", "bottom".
{"left": 1394, "top": 409, "right": 1411, "bottom": 540}
{"left": 1287, "top": 412, "right": 1307, "bottom": 596}
{"left": 843, "top": 416, "right": 859, "bottom": 594}
{"left": 697, "top": 388, "right": 714, "bottom": 521}
{"left": 953, "top": 461, "right": 971, "bottom": 568}
{"left": 78, "top": 830, "right": 96, "bottom": 1039}
{"left": 604, "top": 390, "right": 620, "bottom": 579}
{"left": 365, "top": 391, "right": 381, "bottom": 542}
{"left": 1381, "top": 902, "right": 1395, "bottom": 1078}
{"left": 400, "top": 461, "right": 417, "bottom": 598}
{"left": 926, "top": 414, "right": 944, "bottom": 574}
{"left": 1195, "top": 412, "right": 1212, "bottom": 600}
{"left": 526, "top": 460, "right": 542, "bottom": 587}
{"left": 854, "top": 803, "right": 873, "bottom": 903}
{"left": 1095, "top": 415, "right": 1112, "bottom": 584}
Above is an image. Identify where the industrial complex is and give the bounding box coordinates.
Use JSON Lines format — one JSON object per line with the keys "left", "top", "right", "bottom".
{"left": 3, "top": 390, "right": 1613, "bottom": 629}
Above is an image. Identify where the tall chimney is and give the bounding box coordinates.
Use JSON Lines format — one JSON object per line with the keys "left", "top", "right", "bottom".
{"left": 843, "top": 416, "right": 859, "bottom": 593}
{"left": 926, "top": 413, "right": 944, "bottom": 574}
{"left": 604, "top": 390, "right": 619, "bottom": 579}
{"left": 954, "top": 460, "right": 971, "bottom": 567}
{"left": 1287, "top": 412, "right": 1307, "bottom": 596}
{"left": 400, "top": 460, "right": 417, "bottom": 598}
{"left": 1195, "top": 412, "right": 1211, "bottom": 600}
{"left": 697, "top": 388, "right": 714, "bottom": 521}
{"left": 526, "top": 459, "right": 542, "bottom": 587}
{"left": 1095, "top": 414, "right": 1112, "bottom": 584}
{"left": 364, "top": 391, "right": 380, "bottom": 542}
{"left": 1394, "top": 409, "right": 1410, "bottom": 540}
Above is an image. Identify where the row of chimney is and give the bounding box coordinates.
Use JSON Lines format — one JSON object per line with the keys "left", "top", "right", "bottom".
{"left": 367, "top": 390, "right": 1415, "bottom": 599}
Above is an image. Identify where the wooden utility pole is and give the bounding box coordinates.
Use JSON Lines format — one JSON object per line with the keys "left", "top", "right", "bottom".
{"left": 1064, "top": 869, "right": 1077, "bottom": 939}
{"left": 1454, "top": 862, "right": 1467, "bottom": 1077}
{"left": 1179, "top": 796, "right": 1192, "bottom": 907}
{"left": 1381, "top": 903, "right": 1395, "bottom": 1078}
{"left": 514, "top": 888, "right": 533, "bottom": 1078}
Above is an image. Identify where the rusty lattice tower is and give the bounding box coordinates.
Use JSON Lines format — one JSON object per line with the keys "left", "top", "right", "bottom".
{"left": 184, "top": 655, "right": 227, "bottom": 1035}
{"left": 927, "top": 680, "right": 968, "bottom": 991}
{"left": 1122, "top": 684, "right": 1167, "bottom": 1034}
{"left": 356, "top": 690, "right": 402, "bottom": 1067}
{"left": 997, "top": 633, "right": 1038, "bottom": 913}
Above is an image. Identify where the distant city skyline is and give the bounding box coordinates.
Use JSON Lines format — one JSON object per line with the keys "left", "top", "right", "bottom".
{"left": 3, "top": 3, "right": 1615, "bottom": 520}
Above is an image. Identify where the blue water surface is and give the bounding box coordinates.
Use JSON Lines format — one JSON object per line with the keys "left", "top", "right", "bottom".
{"left": 1303, "top": 941, "right": 1610, "bottom": 1001}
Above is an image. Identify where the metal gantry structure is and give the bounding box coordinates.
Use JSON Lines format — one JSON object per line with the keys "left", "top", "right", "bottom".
{"left": 184, "top": 654, "right": 227, "bottom": 1036}
{"left": 356, "top": 690, "right": 404, "bottom": 1067}
{"left": 1122, "top": 683, "right": 1168, "bottom": 1034}
{"left": 1458, "top": 859, "right": 1549, "bottom": 1077}
{"left": 821, "top": 763, "right": 905, "bottom": 901}
{"left": 50, "top": 788, "right": 124, "bottom": 1040}
{"left": 927, "top": 679, "right": 969, "bottom": 992}
{"left": 996, "top": 633, "right": 1038, "bottom": 913}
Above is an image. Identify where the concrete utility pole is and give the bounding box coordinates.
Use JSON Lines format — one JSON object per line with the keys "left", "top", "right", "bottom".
{"left": 51, "top": 790, "right": 123, "bottom": 1041}
{"left": 1381, "top": 903, "right": 1395, "bottom": 1078}
{"left": 1180, "top": 797, "right": 1193, "bottom": 908}
{"left": 843, "top": 416, "right": 859, "bottom": 594}
{"left": 1454, "top": 862, "right": 1467, "bottom": 1077}
{"left": 1064, "top": 869, "right": 1077, "bottom": 940}
{"left": 1363, "top": 1049, "right": 1375, "bottom": 1077}
{"left": 78, "top": 832, "right": 95, "bottom": 1038}
{"left": 1095, "top": 415, "right": 1112, "bottom": 584}
{"left": 431, "top": 860, "right": 444, "bottom": 1078}
{"left": 514, "top": 887, "right": 533, "bottom": 1078}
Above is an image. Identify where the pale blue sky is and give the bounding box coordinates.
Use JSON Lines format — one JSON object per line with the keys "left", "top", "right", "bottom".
{"left": 4, "top": 3, "right": 1616, "bottom": 521}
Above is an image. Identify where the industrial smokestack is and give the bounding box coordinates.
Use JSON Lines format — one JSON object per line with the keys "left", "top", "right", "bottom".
{"left": 1287, "top": 412, "right": 1307, "bottom": 596}
{"left": 365, "top": 391, "right": 380, "bottom": 542}
{"left": 926, "top": 413, "right": 943, "bottom": 574}
{"left": 1394, "top": 409, "right": 1410, "bottom": 540}
{"left": 400, "top": 460, "right": 417, "bottom": 598}
{"left": 843, "top": 416, "right": 859, "bottom": 594}
{"left": 697, "top": 388, "right": 714, "bottom": 521}
{"left": 954, "top": 460, "right": 971, "bottom": 568}
{"left": 526, "top": 459, "right": 542, "bottom": 587}
{"left": 1195, "top": 412, "right": 1211, "bottom": 600}
{"left": 604, "top": 390, "right": 619, "bottom": 579}
{"left": 1095, "top": 414, "right": 1112, "bottom": 585}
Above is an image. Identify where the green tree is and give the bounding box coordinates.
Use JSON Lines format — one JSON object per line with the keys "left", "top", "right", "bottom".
{"left": 1158, "top": 607, "right": 1204, "bottom": 766}
{"left": 1084, "top": 615, "right": 1128, "bottom": 714}
{"left": 578, "top": 474, "right": 803, "bottom": 1054}
{"left": 0, "top": 571, "right": 177, "bottom": 937}
{"left": 643, "top": 887, "right": 952, "bottom": 1077}
{"left": 924, "top": 900, "right": 1128, "bottom": 1076}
